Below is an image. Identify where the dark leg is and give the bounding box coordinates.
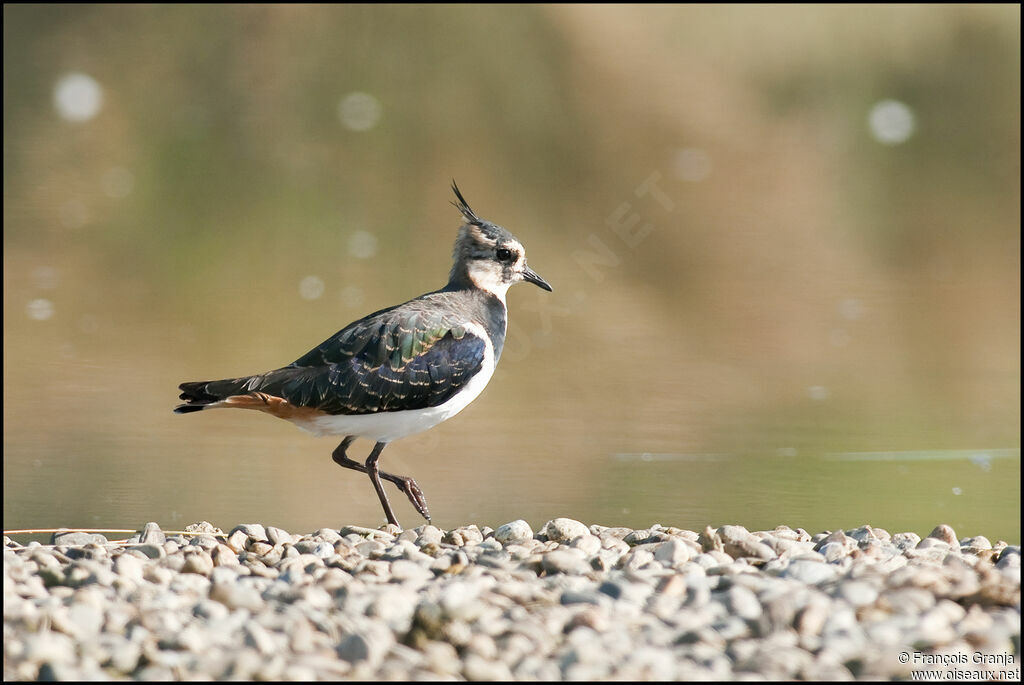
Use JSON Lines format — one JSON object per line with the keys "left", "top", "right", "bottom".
{"left": 331, "top": 437, "right": 431, "bottom": 524}
{"left": 364, "top": 442, "right": 398, "bottom": 527}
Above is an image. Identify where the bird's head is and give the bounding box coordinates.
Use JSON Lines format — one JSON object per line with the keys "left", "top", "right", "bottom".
{"left": 447, "top": 182, "right": 552, "bottom": 299}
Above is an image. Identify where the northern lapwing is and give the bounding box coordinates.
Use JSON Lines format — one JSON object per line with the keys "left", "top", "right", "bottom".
{"left": 174, "top": 183, "right": 552, "bottom": 528}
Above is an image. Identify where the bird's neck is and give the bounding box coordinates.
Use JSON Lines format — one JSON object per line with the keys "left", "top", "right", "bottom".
{"left": 445, "top": 264, "right": 510, "bottom": 306}
{"left": 439, "top": 275, "right": 509, "bottom": 360}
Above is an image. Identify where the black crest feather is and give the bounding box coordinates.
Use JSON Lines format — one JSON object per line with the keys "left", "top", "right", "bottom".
{"left": 451, "top": 181, "right": 482, "bottom": 225}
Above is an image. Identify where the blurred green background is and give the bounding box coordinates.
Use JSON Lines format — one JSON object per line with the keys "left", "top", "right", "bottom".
{"left": 4, "top": 5, "right": 1020, "bottom": 541}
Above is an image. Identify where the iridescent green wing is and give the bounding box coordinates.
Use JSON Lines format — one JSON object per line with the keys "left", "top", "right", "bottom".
{"left": 252, "top": 298, "right": 481, "bottom": 414}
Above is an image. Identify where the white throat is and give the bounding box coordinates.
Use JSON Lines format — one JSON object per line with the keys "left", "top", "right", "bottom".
{"left": 467, "top": 263, "right": 512, "bottom": 303}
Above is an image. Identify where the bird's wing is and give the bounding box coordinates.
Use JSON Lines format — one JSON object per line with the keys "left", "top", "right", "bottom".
{"left": 243, "top": 298, "right": 486, "bottom": 415}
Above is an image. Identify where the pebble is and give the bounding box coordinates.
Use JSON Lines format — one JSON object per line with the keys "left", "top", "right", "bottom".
{"left": 233, "top": 523, "right": 268, "bottom": 542}
{"left": 209, "top": 581, "right": 264, "bottom": 612}
{"left": 3, "top": 520, "right": 1019, "bottom": 680}
{"left": 494, "top": 520, "right": 534, "bottom": 545}
{"left": 266, "top": 526, "right": 293, "bottom": 546}
{"left": 542, "top": 518, "right": 590, "bottom": 543}
{"left": 960, "top": 535, "right": 992, "bottom": 551}
{"left": 50, "top": 531, "right": 107, "bottom": 546}
{"left": 138, "top": 521, "right": 166, "bottom": 545}
{"left": 837, "top": 579, "right": 879, "bottom": 607}
{"left": 783, "top": 559, "right": 839, "bottom": 585}
{"left": 727, "top": 585, "right": 762, "bottom": 621}
{"left": 444, "top": 525, "right": 484, "bottom": 547}
{"left": 542, "top": 549, "right": 590, "bottom": 576}
{"left": 719, "top": 525, "right": 777, "bottom": 561}
{"left": 927, "top": 524, "right": 959, "bottom": 547}
{"left": 891, "top": 532, "right": 922, "bottom": 551}
{"left": 654, "top": 538, "right": 694, "bottom": 568}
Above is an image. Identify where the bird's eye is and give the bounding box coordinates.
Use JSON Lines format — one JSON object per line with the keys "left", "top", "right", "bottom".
{"left": 496, "top": 248, "right": 513, "bottom": 262}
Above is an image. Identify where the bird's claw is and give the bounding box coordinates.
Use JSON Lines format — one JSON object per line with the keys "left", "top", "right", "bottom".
{"left": 402, "top": 478, "right": 431, "bottom": 522}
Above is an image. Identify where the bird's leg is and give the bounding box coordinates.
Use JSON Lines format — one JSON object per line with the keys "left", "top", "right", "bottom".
{"left": 332, "top": 437, "right": 397, "bottom": 526}
{"left": 330, "top": 436, "right": 362, "bottom": 471}
{"left": 331, "top": 438, "right": 431, "bottom": 523}
{"left": 364, "top": 442, "right": 399, "bottom": 527}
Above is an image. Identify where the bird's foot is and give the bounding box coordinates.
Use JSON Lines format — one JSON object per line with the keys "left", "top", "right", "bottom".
{"left": 401, "top": 478, "right": 431, "bottom": 522}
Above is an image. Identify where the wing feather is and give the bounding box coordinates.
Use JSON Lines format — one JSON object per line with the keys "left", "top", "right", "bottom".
{"left": 177, "top": 292, "right": 495, "bottom": 416}
{"left": 247, "top": 295, "right": 487, "bottom": 415}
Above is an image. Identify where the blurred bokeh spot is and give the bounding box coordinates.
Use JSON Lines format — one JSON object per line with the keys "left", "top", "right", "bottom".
{"left": 53, "top": 72, "right": 103, "bottom": 122}
{"left": 338, "top": 92, "right": 383, "bottom": 132}
{"left": 868, "top": 100, "right": 916, "bottom": 145}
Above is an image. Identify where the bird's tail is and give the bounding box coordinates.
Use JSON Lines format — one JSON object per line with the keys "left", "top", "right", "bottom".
{"left": 174, "top": 377, "right": 252, "bottom": 414}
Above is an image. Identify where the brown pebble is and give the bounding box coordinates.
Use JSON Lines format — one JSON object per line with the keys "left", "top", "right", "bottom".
{"left": 927, "top": 524, "right": 958, "bottom": 547}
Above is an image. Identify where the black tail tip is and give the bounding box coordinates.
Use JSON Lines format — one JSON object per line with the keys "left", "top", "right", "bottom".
{"left": 174, "top": 405, "right": 206, "bottom": 414}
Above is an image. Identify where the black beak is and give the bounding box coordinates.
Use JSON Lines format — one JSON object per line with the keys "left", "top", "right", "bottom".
{"left": 522, "top": 265, "right": 553, "bottom": 292}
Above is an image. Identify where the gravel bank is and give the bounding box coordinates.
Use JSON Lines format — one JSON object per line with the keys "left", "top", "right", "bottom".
{"left": 3, "top": 520, "right": 1020, "bottom": 680}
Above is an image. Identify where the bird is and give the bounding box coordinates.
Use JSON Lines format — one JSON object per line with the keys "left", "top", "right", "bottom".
{"left": 174, "top": 182, "right": 552, "bottom": 528}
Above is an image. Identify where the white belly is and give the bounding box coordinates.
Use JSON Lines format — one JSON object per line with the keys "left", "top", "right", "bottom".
{"left": 292, "top": 327, "right": 496, "bottom": 443}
